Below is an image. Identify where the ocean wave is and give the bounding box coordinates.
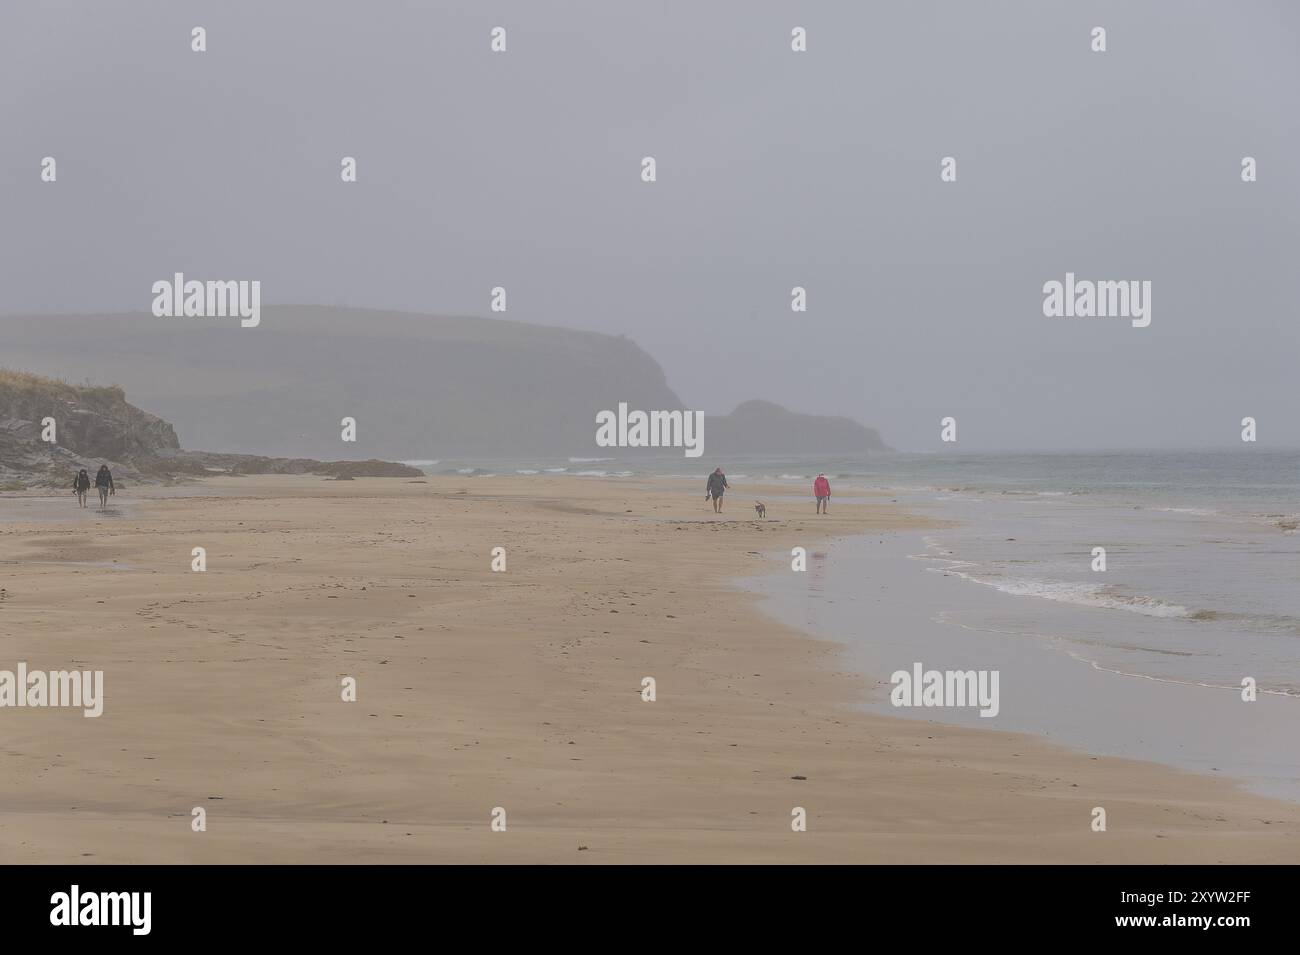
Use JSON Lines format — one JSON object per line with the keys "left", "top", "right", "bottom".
{"left": 932, "top": 569, "right": 1193, "bottom": 619}
{"left": 1059, "top": 647, "right": 1300, "bottom": 697}
{"left": 922, "top": 549, "right": 1300, "bottom": 634}
{"left": 1190, "top": 608, "right": 1300, "bottom": 635}
{"left": 876, "top": 484, "right": 944, "bottom": 495}
{"left": 1268, "top": 513, "right": 1300, "bottom": 532}
{"left": 569, "top": 457, "right": 612, "bottom": 463}
{"left": 515, "top": 469, "right": 540, "bottom": 475}
{"left": 936, "top": 612, "right": 1300, "bottom": 697}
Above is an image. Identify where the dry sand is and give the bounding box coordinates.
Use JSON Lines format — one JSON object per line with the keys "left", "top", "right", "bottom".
{"left": 0, "top": 475, "right": 1296, "bottom": 863}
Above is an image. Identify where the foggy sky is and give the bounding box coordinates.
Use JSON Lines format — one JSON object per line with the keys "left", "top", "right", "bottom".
{"left": 3, "top": 1, "right": 1298, "bottom": 451}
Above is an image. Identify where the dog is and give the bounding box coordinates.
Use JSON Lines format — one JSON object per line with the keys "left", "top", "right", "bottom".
{"left": 754, "top": 501, "right": 766, "bottom": 518}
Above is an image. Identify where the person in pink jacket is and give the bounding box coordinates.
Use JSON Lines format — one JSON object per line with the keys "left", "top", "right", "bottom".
{"left": 813, "top": 473, "right": 831, "bottom": 514}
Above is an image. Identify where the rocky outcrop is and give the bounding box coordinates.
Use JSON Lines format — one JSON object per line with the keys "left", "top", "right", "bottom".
{"left": 0, "top": 370, "right": 420, "bottom": 487}
{"left": 0, "top": 373, "right": 177, "bottom": 456}
{"left": 0, "top": 371, "right": 177, "bottom": 486}
{"left": 153, "top": 450, "right": 421, "bottom": 479}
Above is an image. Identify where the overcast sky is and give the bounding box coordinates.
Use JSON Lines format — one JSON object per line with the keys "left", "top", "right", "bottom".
{"left": 3, "top": 1, "right": 1297, "bottom": 450}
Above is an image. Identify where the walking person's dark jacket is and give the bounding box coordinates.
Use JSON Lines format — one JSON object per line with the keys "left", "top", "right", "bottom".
{"left": 73, "top": 471, "right": 91, "bottom": 493}
{"left": 706, "top": 471, "right": 728, "bottom": 498}
{"left": 95, "top": 467, "right": 114, "bottom": 491}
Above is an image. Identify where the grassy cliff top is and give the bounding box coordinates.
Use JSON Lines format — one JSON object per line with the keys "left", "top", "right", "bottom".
{"left": 0, "top": 367, "right": 126, "bottom": 403}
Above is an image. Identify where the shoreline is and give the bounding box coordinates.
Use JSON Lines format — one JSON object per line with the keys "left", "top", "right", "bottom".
{"left": 746, "top": 523, "right": 1300, "bottom": 803}
{"left": 1, "top": 474, "right": 1297, "bottom": 862}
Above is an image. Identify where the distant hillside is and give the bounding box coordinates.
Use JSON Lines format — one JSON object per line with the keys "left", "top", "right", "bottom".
{"left": 1, "top": 307, "right": 887, "bottom": 459}
{"left": 708, "top": 400, "right": 887, "bottom": 455}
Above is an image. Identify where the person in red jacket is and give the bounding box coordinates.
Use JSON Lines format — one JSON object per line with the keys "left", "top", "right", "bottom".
{"left": 813, "top": 473, "right": 831, "bottom": 514}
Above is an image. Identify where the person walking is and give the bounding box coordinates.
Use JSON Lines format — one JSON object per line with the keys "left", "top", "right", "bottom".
{"left": 73, "top": 469, "right": 91, "bottom": 508}
{"left": 706, "top": 467, "right": 729, "bottom": 514}
{"left": 94, "top": 464, "right": 115, "bottom": 509}
{"left": 813, "top": 472, "right": 831, "bottom": 514}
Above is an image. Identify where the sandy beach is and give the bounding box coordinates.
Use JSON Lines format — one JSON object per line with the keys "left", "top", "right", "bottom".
{"left": 1, "top": 474, "right": 1296, "bottom": 863}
